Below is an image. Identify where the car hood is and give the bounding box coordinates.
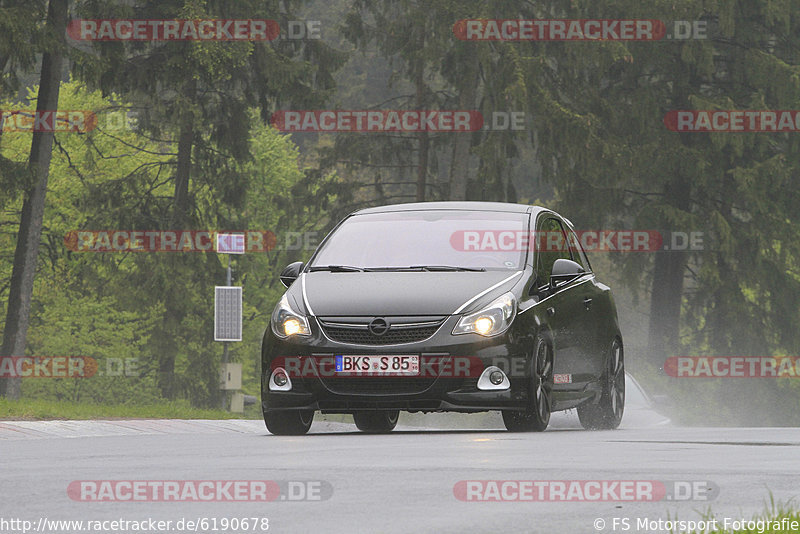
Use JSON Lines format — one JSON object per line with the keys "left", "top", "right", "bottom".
{"left": 300, "top": 270, "right": 522, "bottom": 316}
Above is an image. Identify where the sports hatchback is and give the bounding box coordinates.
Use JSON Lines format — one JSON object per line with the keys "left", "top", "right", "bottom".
{"left": 261, "top": 202, "right": 624, "bottom": 434}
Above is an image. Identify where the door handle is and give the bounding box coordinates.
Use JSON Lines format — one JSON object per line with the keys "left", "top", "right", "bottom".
{"left": 583, "top": 297, "right": 593, "bottom": 310}
{"left": 546, "top": 307, "right": 555, "bottom": 317}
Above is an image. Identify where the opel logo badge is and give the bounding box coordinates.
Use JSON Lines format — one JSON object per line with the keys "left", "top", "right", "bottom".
{"left": 368, "top": 318, "right": 389, "bottom": 336}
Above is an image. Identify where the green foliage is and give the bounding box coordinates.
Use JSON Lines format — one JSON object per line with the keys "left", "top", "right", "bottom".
{"left": 0, "top": 0, "right": 45, "bottom": 96}
{"left": 0, "top": 78, "right": 334, "bottom": 408}
{"left": 512, "top": 0, "right": 800, "bottom": 424}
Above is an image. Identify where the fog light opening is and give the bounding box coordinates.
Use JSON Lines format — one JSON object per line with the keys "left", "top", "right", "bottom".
{"left": 269, "top": 367, "right": 293, "bottom": 391}
{"left": 274, "top": 371, "right": 288, "bottom": 387}
{"left": 477, "top": 366, "right": 510, "bottom": 391}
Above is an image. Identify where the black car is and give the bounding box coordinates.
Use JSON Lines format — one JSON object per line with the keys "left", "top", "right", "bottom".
{"left": 261, "top": 202, "right": 624, "bottom": 435}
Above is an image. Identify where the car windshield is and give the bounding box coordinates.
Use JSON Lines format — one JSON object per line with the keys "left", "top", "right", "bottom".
{"left": 310, "top": 210, "right": 528, "bottom": 271}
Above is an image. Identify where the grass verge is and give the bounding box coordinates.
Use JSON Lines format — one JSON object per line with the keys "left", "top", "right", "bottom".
{"left": 683, "top": 498, "right": 799, "bottom": 533}
{"left": 0, "top": 398, "right": 245, "bottom": 420}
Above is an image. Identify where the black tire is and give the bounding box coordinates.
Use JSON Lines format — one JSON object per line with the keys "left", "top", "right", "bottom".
{"left": 578, "top": 337, "right": 625, "bottom": 430}
{"left": 502, "top": 338, "right": 553, "bottom": 432}
{"left": 263, "top": 409, "right": 314, "bottom": 435}
{"left": 353, "top": 410, "right": 399, "bottom": 433}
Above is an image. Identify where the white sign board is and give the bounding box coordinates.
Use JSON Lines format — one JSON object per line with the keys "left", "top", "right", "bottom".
{"left": 216, "top": 233, "right": 245, "bottom": 254}
{"left": 214, "top": 286, "right": 242, "bottom": 341}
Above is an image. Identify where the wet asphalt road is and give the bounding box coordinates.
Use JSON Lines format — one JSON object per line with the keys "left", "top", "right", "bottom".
{"left": 1, "top": 414, "right": 799, "bottom": 534}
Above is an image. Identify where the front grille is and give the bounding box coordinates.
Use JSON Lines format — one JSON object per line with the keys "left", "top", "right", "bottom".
{"left": 318, "top": 318, "right": 444, "bottom": 345}
{"left": 321, "top": 376, "right": 437, "bottom": 395}
{"left": 458, "top": 378, "right": 479, "bottom": 391}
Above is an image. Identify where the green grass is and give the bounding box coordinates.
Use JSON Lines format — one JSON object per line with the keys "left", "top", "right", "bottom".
{"left": 0, "top": 398, "right": 365, "bottom": 422}
{"left": 702, "top": 513, "right": 800, "bottom": 534}
{"left": 0, "top": 398, "right": 248, "bottom": 420}
{"left": 684, "top": 498, "right": 800, "bottom": 533}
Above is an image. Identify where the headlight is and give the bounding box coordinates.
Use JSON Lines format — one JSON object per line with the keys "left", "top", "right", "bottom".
{"left": 453, "top": 292, "right": 516, "bottom": 337}
{"left": 271, "top": 294, "right": 311, "bottom": 338}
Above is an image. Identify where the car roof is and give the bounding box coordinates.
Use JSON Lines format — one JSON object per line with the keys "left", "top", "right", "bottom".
{"left": 353, "top": 201, "right": 546, "bottom": 216}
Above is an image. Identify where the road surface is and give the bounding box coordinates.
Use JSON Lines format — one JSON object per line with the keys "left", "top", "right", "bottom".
{"left": 1, "top": 410, "right": 798, "bottom": 534}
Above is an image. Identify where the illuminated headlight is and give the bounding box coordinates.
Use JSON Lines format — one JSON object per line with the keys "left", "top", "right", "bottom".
{"left": 271, "top": 294, "right": 311, "bottom": 338}
{"left": 453, "top": 292, "right": 516, "bottom": 337}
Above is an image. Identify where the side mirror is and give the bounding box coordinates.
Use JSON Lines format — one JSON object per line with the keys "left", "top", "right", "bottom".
{"left": 279, "top": 261, "right": 304, "bottom": 288}
{"left": 550, "top": 258, "right": 585, "bottom": 287}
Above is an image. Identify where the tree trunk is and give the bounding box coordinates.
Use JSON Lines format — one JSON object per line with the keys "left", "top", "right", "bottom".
{"left": 172, "top": 79, "right": 196, "bottom": 227}
{"left": 647, "top": 177, "right": 690, "bottom": 368}
{"left": 0, "top": 0, "right": 68, "bottom": 399}
{"left": 448, "top": 52, "right": 478, "bottom": 200}
{"left": 416, "top": 130, "right": 428, "bottom": 202}
{"left": 414, "top": 39, "right": 427, "bottom": 202}
{"left": 156, "top": 79, "right": 196, "bottom": 399}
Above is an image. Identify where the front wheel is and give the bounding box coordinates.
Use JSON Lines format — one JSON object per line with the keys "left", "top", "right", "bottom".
{"left": 578, "top": 337, "right": 625, "bottom": 430}
{"left": 503, "top": 338, "right": 553, "bottom": 432}
{"left": 353, "top": 410, "right": 399, "bottom": 433}
{"left": 264, "top": 409, "right": 314, "bottom": 435}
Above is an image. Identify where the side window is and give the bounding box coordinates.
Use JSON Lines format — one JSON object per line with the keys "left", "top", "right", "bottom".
{"left": 536, "top": 217, "right": 571, "bottom": 287}
{"left": 567, "top": 228, "right": 592, "bottom": 272}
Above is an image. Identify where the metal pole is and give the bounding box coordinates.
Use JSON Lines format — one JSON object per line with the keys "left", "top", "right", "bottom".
{"left": 224, "top": 255, "right": 231, "bottom": 366}
{"left": 221, "top": 254, "right": 232, "bottom": 410}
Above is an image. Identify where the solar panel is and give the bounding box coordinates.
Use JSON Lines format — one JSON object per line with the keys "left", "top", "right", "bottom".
{"left": 214, "top": 286, "right": 242, "bottom": 341}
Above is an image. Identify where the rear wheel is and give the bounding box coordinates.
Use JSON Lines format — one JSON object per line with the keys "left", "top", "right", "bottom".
{"left": 353, "top": 410, "right": 399, "bottom": 433}
{"left": 502, "top": 338, "right": 553, "bottom": 432}
{"left": 578, "top": 337, "right": 625, "bottom": 430}
{"left": 263, "top": 409, "right": 314, "bottom": 435}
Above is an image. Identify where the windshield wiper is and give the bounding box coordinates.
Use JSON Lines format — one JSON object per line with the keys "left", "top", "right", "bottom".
{"left": 361, "top": 266, "right": 423, "bottom": 272}
{"left": 362, "top": 265, "right": 486, "bottom": 272}
{"left": 308, "top": 264, "right": 364, "bottom": 272}
{"left": 410, "top": 265, "right": 486, "bottom": 272}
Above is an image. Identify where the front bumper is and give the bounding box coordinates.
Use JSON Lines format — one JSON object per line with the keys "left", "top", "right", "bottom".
{"left": 261, "top": 315, "right": 533, "bottom": 414}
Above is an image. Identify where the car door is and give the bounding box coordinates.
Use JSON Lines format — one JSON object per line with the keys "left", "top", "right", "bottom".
{"left": 563, "top": 223, "right": 606, "bottom": 382}
{"left": 534, "top": 216, "right": 587, "bottom": 376}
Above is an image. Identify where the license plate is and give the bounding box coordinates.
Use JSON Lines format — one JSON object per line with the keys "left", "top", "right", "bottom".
{"left": 335, "top": 355, "right": 419, "bottom": 376}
